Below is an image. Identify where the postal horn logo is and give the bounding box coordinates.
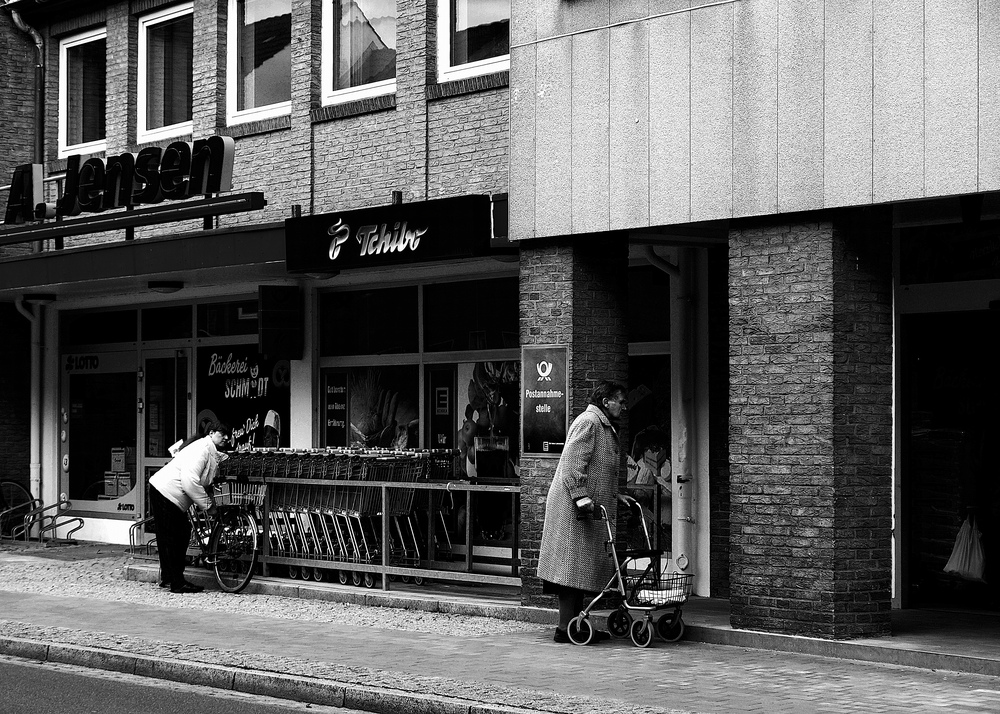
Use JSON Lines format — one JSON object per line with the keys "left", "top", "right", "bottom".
{"left": 536, "top": 360, "right": 553, "bottom": 381}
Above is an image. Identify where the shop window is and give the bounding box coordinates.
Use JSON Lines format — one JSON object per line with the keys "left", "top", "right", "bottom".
{"left": 138, "top": 3, "right": 194, "bottom": 143}
{"left": 61, "top": 309, "right": 137, "bottom": 346}
{"left": 321, "top": 0, "right": 397, "bottom": 105}
{"left": 141, "top": 305, "right": 193, "bottom": 341}
{"left": 227, "top": 0, "right": 292, "bottom": 124}
{"left": 436, "top": 0, "right": 509, "bottom": 84}
{"left": 628, "top": 265, "right": 671, "bottom": 343}
{"left": 319, "top": 287, "right": 418, "bottom": 356}
{"left": 322, "top": 366, "right": 418, "bottom": 448}
{"left": 197, "top": 300, "right": 258, "bottom": 337}
{"left": 58, "top": 27, "right": 107, "bottom": 158}
{"left": 627, "top": 354, "right": 672, "bottom": 551}
{"left": 423, "top": 278, "right": 518, "bottom": 352}
{"left": 67, "top": 371, "right": 136, "bottom": 501}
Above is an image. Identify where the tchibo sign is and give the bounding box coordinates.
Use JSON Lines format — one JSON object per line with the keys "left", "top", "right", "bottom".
{"left": 2, "top": 135, "right": 235, "bottom": 225}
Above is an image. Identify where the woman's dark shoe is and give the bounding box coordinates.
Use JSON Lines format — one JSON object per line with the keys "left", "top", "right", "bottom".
{"left": 553, "top": 628, "right": 570, "bottom": 643}
{"left": 158, "top": 580, "right": 170, "bottom": 589}
{"left": 170, "top": 581, "right": 204, "bottom": 594}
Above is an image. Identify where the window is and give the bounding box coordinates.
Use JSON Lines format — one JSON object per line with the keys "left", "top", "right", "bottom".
{"left": 227, "top": 0, "right": 292, "bottom": 124}
{"left": 436, "top": 0, "right": 509, "bottom": 83}
{"left": 58, "top": 28, "right": 107, "bottom": 158}
{"left": 321, "top": 0, "right": 396, "bottom": 104}
{"left": 138, "top": 4, "right": 194, "bottom": 143}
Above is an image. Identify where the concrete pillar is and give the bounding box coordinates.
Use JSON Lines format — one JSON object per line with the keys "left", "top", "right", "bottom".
{"left": 518, "top": 234, "right": 629, "bottom": 607}
{"left": 728, "top": 214, "right": 893, "bottom": 639}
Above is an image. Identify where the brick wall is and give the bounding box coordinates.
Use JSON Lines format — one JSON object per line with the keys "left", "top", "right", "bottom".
{"left": 519, "top": 234, "right": 629, "bottom": 606}
{"left": 728, "top": 215, "right": 892, "bottom": 638}
{"left": 0, "top": 304, "right": 30, "bottom": 489}
{"left": 20, "top": 0, "right": 507, "bottom": 249}
{"left": 0, "top": 10, "right": 38, "bottom": 259}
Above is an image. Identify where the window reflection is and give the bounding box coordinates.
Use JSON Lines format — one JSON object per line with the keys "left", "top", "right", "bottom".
{"left": 332, "top": 0, "right": 397, "bottom": 91}
{"left": 235, "top": 0, "right": 292, "bottom": 111}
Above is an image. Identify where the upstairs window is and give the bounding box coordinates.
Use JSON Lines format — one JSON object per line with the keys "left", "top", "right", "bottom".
{"left": 138, "top": 3, "right": 194, "bottom": 143}
{"left": 436, "top": 0, "right": 509, "bottom": 83}
{"left": 227, "top": 0, "right": 292, "bottom": 124}
{"left": 58, "top": 28, "right": 107, "bottom": 158}
{"left": 321, "top": 0, "right": 396, "bottom": 105}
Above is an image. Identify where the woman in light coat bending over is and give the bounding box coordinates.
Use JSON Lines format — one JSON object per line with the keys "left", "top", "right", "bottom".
{"left": 537, "top": 380, "right": 634, "bottom": 643}
{"left": 148, "top": 421, "right": 231, "bottom": 593}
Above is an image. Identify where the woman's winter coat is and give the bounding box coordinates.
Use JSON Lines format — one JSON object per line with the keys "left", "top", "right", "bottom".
{"left": 536, "top": 404, "right": 622, "bottom": 593}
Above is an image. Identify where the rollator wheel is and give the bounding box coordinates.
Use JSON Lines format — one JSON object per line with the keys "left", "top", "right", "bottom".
{"left": 312, "top": 568, "right": 324, "bottom": 582}
{"left": 337, "top": 570, "right": 349, "bottom": 585}
{"left": 656, "top": 612, "right": 685, "bottom": 642}
{"left": 607, "top": 608, "right": 633, "bottom": 639}
{"left": 288, "top": 565, "right": 299, "bottom": 579}
{"left": 630, "top": 618, "right": 654, "bottom": 648}
{"left": 351, "top": 571, "right": 362, "bottom": 587}
{"left": 363, "top": 572, "right": 376, "bottom": 588}
{"left": 567, "top": 615, "right": 594, "bottom": 646}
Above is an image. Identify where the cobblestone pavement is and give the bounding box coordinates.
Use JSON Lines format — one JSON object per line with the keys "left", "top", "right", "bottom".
{"left": 3, "top": 543, "right": 1000, "bottom": 713}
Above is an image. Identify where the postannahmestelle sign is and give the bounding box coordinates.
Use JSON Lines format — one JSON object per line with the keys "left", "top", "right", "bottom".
{"left": 284, "top": 194, "right": 494, "bottom": 272}
{"left": 521, "top": 345, "right": 569, "bottom": 457}
{"left": 2, "top": 135, "right": 236, "bottom": 225}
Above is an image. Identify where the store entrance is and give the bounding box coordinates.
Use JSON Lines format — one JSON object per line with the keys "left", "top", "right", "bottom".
{"left": 901, "top": 310, "right": 1000, "bottom": 610}
{"left": 140, "top": 349, "right": 191, "bottom": 495}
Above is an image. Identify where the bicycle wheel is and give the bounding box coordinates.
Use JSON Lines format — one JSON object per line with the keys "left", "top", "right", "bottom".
{"left": 0, "top": 481, "right": 33, "bottom": 537}
{"left": 208, "top": 510, "right": 259, "bottom": 593}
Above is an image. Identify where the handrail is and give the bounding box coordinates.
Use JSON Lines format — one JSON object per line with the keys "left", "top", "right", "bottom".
{"left": 11, "top": 499, "right": 72, "bottom": 541}
{"left": 0, "top": 497, "right": 42, "bottom": 539}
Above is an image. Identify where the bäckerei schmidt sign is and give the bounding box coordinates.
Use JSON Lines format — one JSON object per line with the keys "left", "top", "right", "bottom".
{"left": 284, "top": 195, "right": 493, "bottom": 272}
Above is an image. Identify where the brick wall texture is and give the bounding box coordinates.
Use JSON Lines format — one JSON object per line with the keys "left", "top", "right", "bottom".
{"left": 518, "top": 235, "right": 629, "bottom": 607}
{"left": 10, "top": 0, "right": 507, "bottom": 247}
{"left": 728, "top": 216, "right": 893, "bottom": 639}
{"left": 1, "top": 11, "right": 37, "bottom": 258}
{"left": 0, "top": 304, "right": 31, "bottom": 490}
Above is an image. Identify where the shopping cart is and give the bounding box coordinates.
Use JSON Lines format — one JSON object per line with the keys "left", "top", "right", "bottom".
{"left": 567, "top": 502, "right": 693, "bottom": 648}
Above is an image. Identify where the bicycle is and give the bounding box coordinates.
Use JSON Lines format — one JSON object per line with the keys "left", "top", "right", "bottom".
{"left": 0, "top": 480, "right": 35, "bottom": 538}
{"left": 187, "top": 475, "right": 266, "bottom": 593}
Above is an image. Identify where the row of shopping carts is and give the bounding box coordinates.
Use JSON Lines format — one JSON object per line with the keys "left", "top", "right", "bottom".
{"left": 218, "top": 448, "right": 460, "bottom": 587}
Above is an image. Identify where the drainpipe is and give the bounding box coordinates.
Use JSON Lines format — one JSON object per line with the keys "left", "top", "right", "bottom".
{"left": 6, "top": 3, "right": 46, "bottom": 253}
{"left": 15, "top": 298, "right": 43, "bottom": 503}
{"left": 644, "top": 246, "right": 697, "bottom": 574}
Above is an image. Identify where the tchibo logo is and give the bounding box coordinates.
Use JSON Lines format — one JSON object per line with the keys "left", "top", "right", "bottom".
{"left": 536, "top": 360, "right": 553, "bottom": 381}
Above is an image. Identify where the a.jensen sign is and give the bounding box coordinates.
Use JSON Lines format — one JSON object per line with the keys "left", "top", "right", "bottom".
{"left": 3, "top": 135, "right": 236, "bottom": 225}
{"left": 284, "top": 194, "right": 494, "bottom": 272}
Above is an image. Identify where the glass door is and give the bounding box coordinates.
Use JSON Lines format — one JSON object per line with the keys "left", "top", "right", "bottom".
{"left": 141, "top": 349, "right": 191, "bottom": 504}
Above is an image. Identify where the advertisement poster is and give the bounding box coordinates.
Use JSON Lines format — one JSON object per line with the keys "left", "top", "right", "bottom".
{"left": 196, "top": 346, "right": 291, "bottom": 450}
{"left": 323, "top": 371, "right": 349, "bottom": 447}
{"left": 521, "top": 345, "right": 568, "bottom": 457}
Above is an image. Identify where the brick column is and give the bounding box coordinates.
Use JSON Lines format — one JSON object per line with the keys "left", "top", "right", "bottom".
{"left": 518, "top": 234, "right": 629, "bottom": 607}
{"left": 728, "top": 215, "right": 893, "bottom": 639}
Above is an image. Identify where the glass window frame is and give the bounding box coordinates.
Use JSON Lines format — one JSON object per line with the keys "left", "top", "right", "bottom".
{"left": 435, "top": 0, "right": 510, "bottom": 84}
{"left": 58, "top": 27, "right": 108, "bottom": 159}
{"left": 320, "top": 0, "right": 398, "bottom": 106}
{"left": 137, "top": 2, "right": 195, "bottom": 144}
{"left": 226, "top": 0, "right": 293, "bottom": 125}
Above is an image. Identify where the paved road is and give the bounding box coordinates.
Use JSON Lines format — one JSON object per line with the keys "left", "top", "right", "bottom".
{"left": 0, "top": 656, "right": 356, "bottom": 714}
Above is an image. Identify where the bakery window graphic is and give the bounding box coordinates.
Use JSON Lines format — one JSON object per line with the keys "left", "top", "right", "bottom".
{"left": 197, "top": 347, "right": 291, "bottom": 450}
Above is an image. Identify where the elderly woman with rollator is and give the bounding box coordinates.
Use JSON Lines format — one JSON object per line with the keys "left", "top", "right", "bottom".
{"left": 537, "top": 380, "right": 635, "bottom": 643}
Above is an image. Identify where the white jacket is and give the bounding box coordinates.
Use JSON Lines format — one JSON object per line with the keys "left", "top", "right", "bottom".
{"left": 149, "top": 435, "right": 220, "bottom": 512}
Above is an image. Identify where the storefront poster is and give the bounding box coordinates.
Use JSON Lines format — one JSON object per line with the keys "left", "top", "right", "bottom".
{"left": 324, "top": 371, "right": 349, "bottom": 447}
{"left": 521, "top": 346, "right": 568, "bottom": 457}
{"left": 197, "top": 346, "right": 290, "bottom": 450}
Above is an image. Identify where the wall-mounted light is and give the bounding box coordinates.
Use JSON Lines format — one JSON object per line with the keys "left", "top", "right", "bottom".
{"left": 148, "top": 280, "right": 184, "bottom": 294}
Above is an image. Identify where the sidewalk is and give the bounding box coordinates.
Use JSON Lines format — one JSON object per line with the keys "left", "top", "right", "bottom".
{"left": 3, "top": 541, "right": 1000, "bottom": 714}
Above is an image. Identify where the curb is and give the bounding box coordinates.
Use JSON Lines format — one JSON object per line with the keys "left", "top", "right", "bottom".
{"left": 0, "top": 635, "right": 551, "bottom": 714}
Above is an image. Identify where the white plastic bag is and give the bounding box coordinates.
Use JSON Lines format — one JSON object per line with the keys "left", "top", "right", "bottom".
{"left": 944, "top": 515, "right": 986, "bottom": 582}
